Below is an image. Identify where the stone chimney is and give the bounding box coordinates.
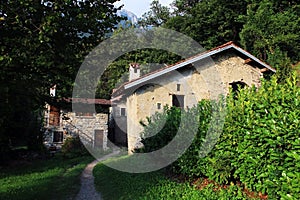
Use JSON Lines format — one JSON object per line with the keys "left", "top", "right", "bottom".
{"left": 129, "top": 63, "right": 140, "bottom": 81}
{"left": 50, "top": 84, "right": 56, "bottom": 97}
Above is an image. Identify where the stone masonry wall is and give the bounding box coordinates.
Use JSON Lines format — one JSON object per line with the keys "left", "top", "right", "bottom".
{"left": 62, "top": 113, "right": 109, "bottom": 150}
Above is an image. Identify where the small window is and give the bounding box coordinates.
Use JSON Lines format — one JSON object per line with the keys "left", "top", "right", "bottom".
{"left": 53, "top": 131, "right": 63, "bottom": 143}
{"left": 157, "top": 103, "right": 161, "bottom": 110}
{"left": 134, "top": 68, "right": 137, "bottom": 73}
{"left": 177, "top": 84, "right": 181, "bottom": 91}
{"left": 120, "top": 108, "right": 126, "bottom": 116}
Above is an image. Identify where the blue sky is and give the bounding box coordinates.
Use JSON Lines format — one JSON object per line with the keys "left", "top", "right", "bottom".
{"left": 114, "top": 0, "right": 173, "bottom": 17}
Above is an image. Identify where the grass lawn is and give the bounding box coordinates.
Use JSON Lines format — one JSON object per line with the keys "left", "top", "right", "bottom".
{"left": 94, "top": 156, "right": 256, "bottom": 200}
{"left": 0, "top": 153, "right": 94, "bottom": 200}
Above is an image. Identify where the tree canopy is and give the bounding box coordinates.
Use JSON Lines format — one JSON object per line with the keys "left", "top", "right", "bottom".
{"left": 139, "top": 0, "right": 171, "bottom": 28}
{"left": 0, "top": 0, "right": 121, "bottom": 157}
{"left": 240, "top": 0, "right": 300, "bottom": 64}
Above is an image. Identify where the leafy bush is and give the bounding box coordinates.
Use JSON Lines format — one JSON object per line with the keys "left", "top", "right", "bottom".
{"left": 138, "top": 106, "right": 182, "bottom": 153}
{"left": 227, "top": 75, "right": 300, "bottom": 199}
{"left": 140, "top": 74, "right": 300, "bottom": 199}
{"left": 61, "top": 136, "right": 88, "bottom": 158}
{"left": 171, "top": 100, "right": 215, "bottom": 177}
{"left": 138, "top": 100, "right": 221, "bottom": 166}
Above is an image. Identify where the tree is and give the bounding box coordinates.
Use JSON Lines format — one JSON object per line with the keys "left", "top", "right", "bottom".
{"left": 165, "top": 0, "right": 248, "bottom": 49}
{"left": 139, "top": 0, "right": 171, "bottom": 28}
{"left": 96, "top": 47, "right": 181, "bottom": 99}
{"left": 239, "top": 0, "right": 300, "bottom": 67}
{"left": 0, "top": 0, "right": 121, "bottom": 159}
{"left": 172, "top": 0, "right": 202, "bottom": 14}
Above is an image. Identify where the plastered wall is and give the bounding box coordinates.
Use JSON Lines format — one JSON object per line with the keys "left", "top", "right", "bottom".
{"left": 126, "top": 53, "right": 263, "bottom": 153}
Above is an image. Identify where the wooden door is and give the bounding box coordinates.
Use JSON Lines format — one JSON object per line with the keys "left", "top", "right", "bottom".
{"left": 94, "top": 130, "right": 104, "bottom": 148}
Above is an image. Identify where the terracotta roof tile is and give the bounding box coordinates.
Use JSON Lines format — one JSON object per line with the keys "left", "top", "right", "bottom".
{"left": 63, "top": 98, "right": 111, "bottom": 105}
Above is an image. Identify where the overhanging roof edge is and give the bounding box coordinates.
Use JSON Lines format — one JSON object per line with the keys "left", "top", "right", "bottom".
{"left": 123, "top": 44, "right": 276, "bottom": 91}
{"left": 124, "top": 45, "right": 233, "bottom": 89}
{"left": 232, "top": 45, "right": 276, "bottom": 72}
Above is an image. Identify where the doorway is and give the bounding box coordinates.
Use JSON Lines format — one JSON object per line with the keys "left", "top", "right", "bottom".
{"left": 172, "top": 95, "right": 184, "bottom": 108}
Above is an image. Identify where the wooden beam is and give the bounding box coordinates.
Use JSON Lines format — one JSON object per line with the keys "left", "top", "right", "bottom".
{"left": 260, "top": 68, "right": 269, "bottom": 73}
{"left": 244, "top": 58, "right": 252, "bottom": 64}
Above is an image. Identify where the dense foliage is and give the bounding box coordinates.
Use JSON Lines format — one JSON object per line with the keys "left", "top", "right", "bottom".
{"left": 61, "top": 136, "right": 88, "bottom": 158}
{"left": 0, "top": 0, "right": 121, "bottom": 158}
{"left": 165, "top": 0, "right": 300, "bottom": 66}
{"left": 140, "top": 74, "right": 300, "bottom": 199}
{"left": 240, "top": 0, "right": 300, "bottom": 68}
{"left": 165, "top": 0, "right": 248, "bottom": 49}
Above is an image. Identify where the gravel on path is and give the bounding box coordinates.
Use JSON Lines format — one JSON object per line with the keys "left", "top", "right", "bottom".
{"left": 75, "top": 150, "right": 120, "bottom": 200}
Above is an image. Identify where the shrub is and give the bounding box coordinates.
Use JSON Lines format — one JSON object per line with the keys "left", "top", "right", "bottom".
{"left": 201, "top": 75, "right": 299, "bottom": 199}
{"left": 227, "top": 75, "right": 300, "bottom": 199}
{"left": 61, "top": 136, "right": 88, "bottom": 158}
{"left": 138, "top": 106, "right": 182, "bottom": 153}
{"left": 140, "top": 74, "right": 300, "bottom": 199}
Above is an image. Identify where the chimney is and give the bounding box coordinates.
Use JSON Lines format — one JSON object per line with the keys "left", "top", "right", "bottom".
{"left": 129, "top": 63, "right": 140, "bottom": 81}
{"left": 50, "top": 85, "right": 56, "bottom": 97}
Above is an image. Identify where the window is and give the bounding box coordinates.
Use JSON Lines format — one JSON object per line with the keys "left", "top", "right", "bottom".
{"left": 157, "top": 103, "right": 161, "bottom": 110}
{"left": 120, "top": 108, "right": 126, "bottom": 116}
{"left": 229, "top": 81, "right": 247, "bottom": 99}
{"left": 172, "top": 95, "right": 184, "bottom": 108}
{"left": 177, "top": 84, "right": 181, "bottom": 91}
{"left": 134, "top": 68, "right": 137, "bottom": 73}
{"left": 53, "top": 131, "right": 63, "bottom": 143}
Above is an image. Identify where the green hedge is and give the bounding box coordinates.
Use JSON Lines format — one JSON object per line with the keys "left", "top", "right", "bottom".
{"left": 140, "top": 74, "right": 300, "bottom": 199}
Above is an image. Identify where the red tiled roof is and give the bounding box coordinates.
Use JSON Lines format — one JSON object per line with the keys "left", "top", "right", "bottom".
{"left": 112, "top": 41, "right": 275, "bottom": 98}
{"left": 63, "top": 98, "right": 111, "bottom": 105}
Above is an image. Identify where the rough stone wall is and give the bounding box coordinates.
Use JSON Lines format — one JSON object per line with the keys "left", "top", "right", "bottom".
{"left": 126, "top": 52, "right": 263, "bottom": 153}
{"left": 62, "top": 112, "right": 109, "bottom": 150}
{"left": 214, "top": 53, "right": 263, "bottom": 91}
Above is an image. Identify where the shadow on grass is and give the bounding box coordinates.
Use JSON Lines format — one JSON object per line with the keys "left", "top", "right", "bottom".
{"left": 0, "top": 153, "right": 94, "bottom": 200}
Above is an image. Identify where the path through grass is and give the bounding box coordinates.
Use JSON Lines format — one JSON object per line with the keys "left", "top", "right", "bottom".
{"left": 0, "top": 153, "right": 93, "bottom": 200}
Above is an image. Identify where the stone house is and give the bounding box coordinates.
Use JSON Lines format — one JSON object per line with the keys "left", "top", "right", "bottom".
{"left": 111, "top": 42, "right": 276, "bottom": 153}
{"left": 43, "top": 98, "right": 111, "bottom": 150}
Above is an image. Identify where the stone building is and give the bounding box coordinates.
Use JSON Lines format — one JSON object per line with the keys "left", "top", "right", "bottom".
{"left": 43, "top": 98, "right": 111, "bottom": 150}
{"left": 111, "top": 42, "right": 276, "bottom": 153}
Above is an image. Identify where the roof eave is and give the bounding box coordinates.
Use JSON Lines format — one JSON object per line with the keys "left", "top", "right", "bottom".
{"left": 116, "top": 43, "right": 275, "bottom": 93}
{"left": 231, "top": 45, "right": 276, "bottom": 73}
{"left": 124, "top": 45, "right": 233, "bottom": 90}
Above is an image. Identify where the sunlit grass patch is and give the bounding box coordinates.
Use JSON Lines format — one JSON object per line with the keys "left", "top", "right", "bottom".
{"left": 94, "top": 155, "right": 253, "bottom": 200}
{"left": 0, "top": 154, "right": 93, "bottom": 200}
